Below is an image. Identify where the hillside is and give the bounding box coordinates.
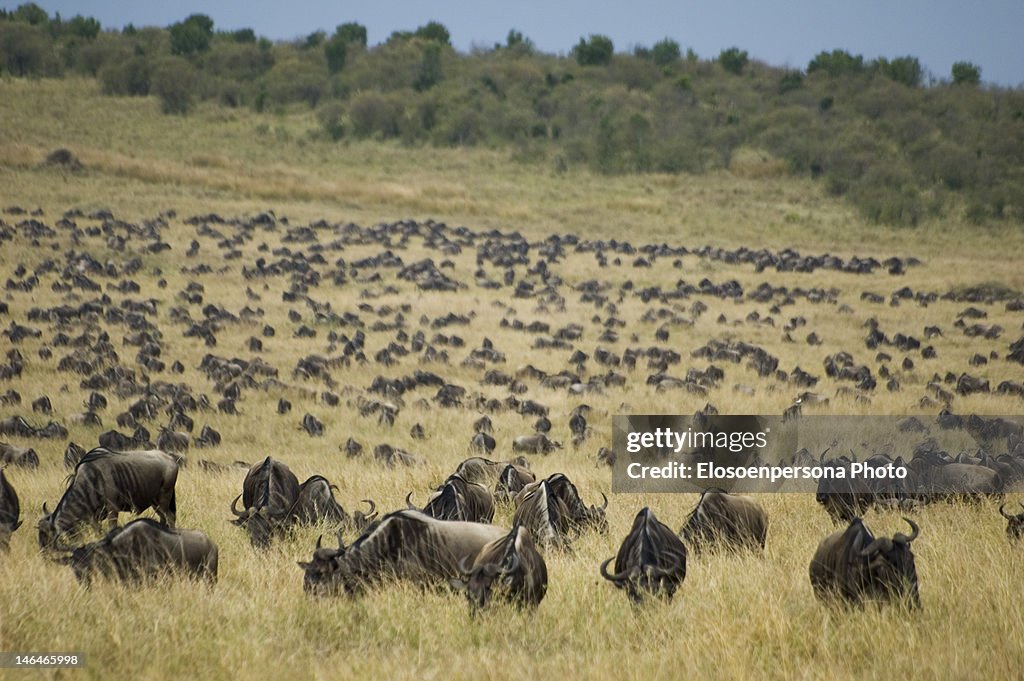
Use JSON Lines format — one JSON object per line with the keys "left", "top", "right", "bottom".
{"left": 1, "top": 5, "right": 1023, "bottom": 227}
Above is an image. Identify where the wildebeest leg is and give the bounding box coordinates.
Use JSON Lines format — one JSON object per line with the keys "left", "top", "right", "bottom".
{"left": 157, "top": 489, "right": 177, "bottom": 528}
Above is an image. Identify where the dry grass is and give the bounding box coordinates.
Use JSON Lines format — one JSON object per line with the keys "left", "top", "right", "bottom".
{"left": 1, "top": 77, "right": 1024, "bottom": 680}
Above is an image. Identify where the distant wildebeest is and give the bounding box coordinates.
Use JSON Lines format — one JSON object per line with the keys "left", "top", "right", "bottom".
{"left": 300, "top": 413, "right": 324, "bottom": 437}
{"left": 193, "top": 424, "right": 221, "bottom": 448}
{"left": 512, "top": 433, "right": 562, "bottom": 455}
{"left": 297, "top": 510, "right": 507, "bottom": 596}
{"left": 0, "top": 442, "right": 39, "bottom": 468}
{"left": 809, "top": 517, "right": 921, "bottom": 609}
{"left": 64, "top": 442, "right": 86, "bottom": 469}
{"left": 999, "top": 502, "right": 1024, "bottom": 541}
{"left": 408, "top": 474, "right": 495, "bottom": 524}
{"left": 469, "top": 431, "right": 496, "bottom": 453}
{"left": 39, "top": 448, "right": 179, "bottom": 549}
{"left": 600, "top": 507, "right": 688, "bottom": 603}
{"left": 0, "top": 467, "right": 22, "bottom": 552}
{"left": 679, "top": 488, "right": 768, "bottom": 552}
{"left": 229, "top": 456, "right": 301, "bottom": 548}
{"left": 453, "top": 523, "right": 547, "bottom": 610}
{"left": 454, "top": 455, "right": 531, "bottom": 485}
{"left": 51, "top": 519, "right": 218, "bottom": 585}
{"left": 156, "top": 427, "right": 190, "bottom": 453}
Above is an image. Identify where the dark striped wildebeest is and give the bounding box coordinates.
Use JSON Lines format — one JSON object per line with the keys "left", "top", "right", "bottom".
{"left": 809, "top": 517, "right": 921, "bottom": 609}
{"left": 512, "top": 473, "right": 607, "bottom": 550}
{"left": 453, "top": 522, "right": 547, "bottom": 610}
{"left": 293, "top": 474, "right": 378, "bottom": 534}
{"left": 38, "top": 448, "right": 179, "bottom": 549}
{"left": 600, "top": 507, "right": 688, "bottom": 603}
{"left": 297, "top": 509, "right": 506, "bottom": 596}
{"left": 679, "top": 488, "right": 768, "bottom": 552}
{"left": 52, "top": 518, "right": 218, "bottom": 585}
{"left": 0, "top": 466, "right": 22, "bottom": 552}
{"left": 229, "top": 456, "right": 300, "bottom": 549}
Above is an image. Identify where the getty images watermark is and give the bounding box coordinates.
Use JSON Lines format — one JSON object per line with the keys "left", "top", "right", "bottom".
{"left": 611, "top": 414, "right": 1018, "bottom": 493}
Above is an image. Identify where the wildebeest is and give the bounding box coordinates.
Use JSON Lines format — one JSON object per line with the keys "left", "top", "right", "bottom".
{"left": 494, "top": 462, "right": 537, "bottom": 504}
{"left": 0, "top": 467, "right": 22, "bottom": 552}
{"left": 0, "top": 442, "right": 39, "bottom": 468}
{"left": 679, "top": 488, "right": 768, "bottom": 551}
{"left": 453, "top": 523, "right": 547, "bottom": 610}
{"left": 512, "top": 474, "right": 607, "bottom": 549}
{"left": 229, "top": 456, "right": 301, "bottom": 548}
{"left": 409, "top": 474, "right": 495, "bottom": 524}
{"left": 156, "top": 427, "right": 189, "bottom": 453}
{"left": 39, "top": 448, "right": 179, "bottom": 549}
{"left": 999, "top": 502, "right": 1024, "bottom": 541}
{"left": 52, "top": 518, "right": 218, "bottom": 584}
{"left": 454, "top": 456, "right": 531, "bottom": 485}
{"left": 293, "top": 475, "right": 377, "bottom": 533}
{"left": 512, "top": 433, "right": 562, "bottom": 454}
{"left": 469, "top": 431, "right": 496, "bottom": 453}
{"left": 297, "top": 509, "right": 507, "bottom": 596}
{"left": 600, "top": 507, "right": 688, "bottom": 603}
{"left": 809, "top": 517, "right": 921, "bottom": 609}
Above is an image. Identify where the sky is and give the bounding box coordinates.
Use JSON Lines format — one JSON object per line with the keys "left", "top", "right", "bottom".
{"left": 6, "top": 0, "right": 1023, "bottom": 86}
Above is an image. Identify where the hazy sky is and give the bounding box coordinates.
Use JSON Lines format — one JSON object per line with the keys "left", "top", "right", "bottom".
{"left": 8, "top": 0, "right": 1022, "bottom": 86}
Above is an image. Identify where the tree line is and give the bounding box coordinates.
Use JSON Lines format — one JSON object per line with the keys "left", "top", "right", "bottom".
{"left": 2, "top": 4, "right": 1022, "bottom": 225}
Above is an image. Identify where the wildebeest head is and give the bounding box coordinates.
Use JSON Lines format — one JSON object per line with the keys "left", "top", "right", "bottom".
{"left": 229, "top": 456, "right": 300, "bottom": 548}
{"left": 600, "top": 507, "right": 687, "bottom": 603}
{"left": 999, "top": 502, "right": 1024, "bottom": 541}
{"left": 454, "top": 524, "right": 546, "bottom": 611}
{"left": 857, "top": 518, "right": 920, "bottom": 607}
{"left": 297, "top": 532, "right": 348, "bottom": 596}
{"left": 230, "top": 494, "right": 287, "bottom": 549}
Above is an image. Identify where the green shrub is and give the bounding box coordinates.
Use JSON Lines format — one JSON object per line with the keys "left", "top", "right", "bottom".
{"left": 317, "top": 101, "right": 345, "bottom": 140}
{"left": 808, "top": 49, "right": 864, "bottom": 77}
{"left": 718, "top": 47, "right": 748, "bottom": 75}
{"left": 651, "top": 38, "right": 680, "bottom": 67}
{"left": 415, "top": 21, "right": 450, "bottom": 45}
{"left": 169, "top": 14, "right": 214, "bottom": 56}
{"left": 951, "top": 61, "right": 981, "bottom": 85}
{"left": 100, "top": 53, "right": 151, "bottom": 95}
{"left": 151, "top": 56, "right": 198, "bottom": 114}
{"left": 572, "top": 34, "right": 613, "bottom": 66}
{"left": 349, "top": 91, "right": 404, "bottom": 138}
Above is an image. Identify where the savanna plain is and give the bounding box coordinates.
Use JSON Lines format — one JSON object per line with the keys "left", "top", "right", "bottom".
{"left": 1, "top": 78, "right": 1023, "bottom": 681}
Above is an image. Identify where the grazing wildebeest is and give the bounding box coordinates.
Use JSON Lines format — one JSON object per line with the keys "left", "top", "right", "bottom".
{"left": 999, "top": 502, "right": 1024, "bottom": 541}
{"left": 469, "top": 431, "right": 496, "bottom": 453}
{"left": 512, "top": 433, "right": 562, "bottom": 455}
{"left": 52, "top": 519, "right": 218, "bottom": 585}
{"left": 679, "top": 488, "right": 768, "bottom": 551}
{"left": 409, "top": 474, "right": 495, "bottom": 524}
{"left": 0, "top": 442, "right": 39, "bottom": 468}
{"left": 512, "top": 474, "right": 607, "bottom": 549}
{"left": 454, "top": 456, "right": 531, "bottom": 485}
{"left": 229, "top": 456, "right": 301, "bottom": 548}
{"left": 600, "top": 507, "right": 688, "bottom": 603}
{"left": 300, "top": 413, "right": 324, "bottom": 437}
{"left": 494, "top": 463, "right": 537, "bottom": 504}
{"left": 293, "top": 475, "right": 377, "bottom": 533}
{"left": 38, "top": 448, "right": 179, "bottom": 549}
{"left": 156, "top": 427, "right": 190, "bottom": 453}
{"left": 297, "top": 510, "right": 507, "bottom": 596}
{"left": 0, "top": 467, "right": 22, "bottom": 552}
{"left": 809, "top": 517, "right": 921, "bottom": 609}
{"left": 453, "top": 523, "right": 547, "bottom": 610}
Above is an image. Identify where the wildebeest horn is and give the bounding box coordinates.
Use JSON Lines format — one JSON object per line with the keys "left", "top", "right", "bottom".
{"left": 335, "top": 531, "right": 345, "bottom": 552}
{"left": 230, "top": 494, "right": 245, "bottom": 517}
{"left": 600, "top": 557, "right": 630, "bottom": 582}
{"left": 599, "top": 492, "right": 608, "bottom": 510}
{"left": 42, "top": 502, "right": 50, "bottom": 515}
{"left": 405, "top": 492, "right": 416, "bottom": 509}
{"left": 315, "top": 534, "right": 323, "bottom": 550}
{"left": 895, "top": 517, "right": 920, "bottom": 544}
{"left": 999, "top": 502, "right": 1024, "bottom": 519}
{"left": 457, "top": 555, "right": 475, "bottom": 576}
{"left": 361, "top": 499, "right": 377, "bottom": 519}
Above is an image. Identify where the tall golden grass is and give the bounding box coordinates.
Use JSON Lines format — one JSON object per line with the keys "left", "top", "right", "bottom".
{"left": 0, "top": 78, "right": 1023, "bottom": 680}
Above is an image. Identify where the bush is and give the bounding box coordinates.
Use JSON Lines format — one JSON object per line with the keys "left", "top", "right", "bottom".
{"left": 718, "top": 47, "right": 748, "bottom": 75}
{"left": 874, "top": 55, "right": 922, "bottom": 87}
{"left": 572, "top": 34, "right": 613, "bottom": 66}
{"left": 0, "top": 21, "right": 55, "bottom": 76}
{"left": 952, "top": 61, "right": 981, "bottom": 85}
{"left": 151, "top": 57, "right": 198, "bottom": 114}
{"left": 100, "top": 54, "right": 151, "bottom": 95}
{"left": 413, "top": 43, "right": 443, "bottom": 91}
{"left": 324, "top": 35, "right": 347, "bottom": 74}
{"left": 651, "top": 38, "right": 680, "bottom": 67}
{"left": 263, "top": 57, "right": 327, "bottom": 107}
{"left": 169, "top": 14, "right": 214, "bottom": 56}
{"left": 349, "top": 91, "right": 404, "bottom": 138}
{"left": 317, "top": 102, "right": 345, "bottom": 140}
{"left": 415, "top": 21, "right": 451, "bottom": 45}
{"left": 808, "top": 49, "right": 864, "bottom": 77}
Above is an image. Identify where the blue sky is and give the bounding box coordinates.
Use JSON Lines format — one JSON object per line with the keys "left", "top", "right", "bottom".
{"left": 7, "top": 0, "right": 1023, "bottom": 86}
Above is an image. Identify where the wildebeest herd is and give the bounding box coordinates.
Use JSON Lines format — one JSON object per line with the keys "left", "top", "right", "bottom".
{"left": 1, "top": 205, "right": 1023, "bottom": 619}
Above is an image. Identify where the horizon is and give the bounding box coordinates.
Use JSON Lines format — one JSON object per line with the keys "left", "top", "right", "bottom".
{"left": 2, "top": 0, "right": 1022, "bottom": 87}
